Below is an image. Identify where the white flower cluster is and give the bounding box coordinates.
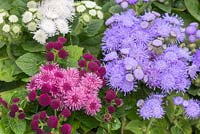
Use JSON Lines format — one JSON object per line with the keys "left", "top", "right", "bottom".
{"left": 75, "top": 1, "right": 103, "bottom": 23}
{"left": 22, "top": 0, "right": 75, "bottom": 44}
{"left": 0, "top": 9, "right": 21, "bottom": 35}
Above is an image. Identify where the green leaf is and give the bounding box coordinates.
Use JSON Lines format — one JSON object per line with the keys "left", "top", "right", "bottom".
{"left": 111, "top": 118, "right": 121, "bottom": 131}
{"left": 15, "top": 53, "right": 45, "bottom": 76}
{"left": 84, "top": 19, "right": 104, "bottom": 37}
{"left": 10, "top": 118, "right": 26, "bottom": 134}
{"left": 109, "top": 5, "right": 122, "bottom": 14}
{"left": 125, "top": 120, "right": 145, "bottom": 134}
{"left": 153, "top": 1, "right": 172, "bottom": 13}
{"left": 0, "top": 0, "right": 12, "bottom": 10}
{"left": 97, "top": 127, "right": 107, "bottom": 134}
{"left": 170, "top": 126, "right": 182, "bottom": 134}
{"left": 184, "top": 0, "right": 200, "bottom": 22}
{"left": 22, "top": 41, "right": 45, "bottom": 52}
{"left": 0, "top": 116, "right": 13, "bottom": 134}
{"left": 66, "top": 45, "right": 83, "bottom": 67}
{"left": 71, "top": 18, "right": 84, "bottom": 36}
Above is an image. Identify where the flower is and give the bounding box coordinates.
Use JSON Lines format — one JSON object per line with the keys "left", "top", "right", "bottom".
{"left": 184, "top": 100, "right": 200, "bottom": 119}
{"left": 55, "top": 19, "right": 70, "bottom": 34}
{"left": 27, "top": 22, "right": 37, "bottom": 31}
{"left": 107, "top": 105, "right": 115, "bottom": 113}
{"left": 31, "top": 120, "right": 39, "bottom": 130}
{"left": 40, "top": 19, "right": 56, "bottom": 36}
{"left": 38, "top": 94, "right": 51, "bottom": 107}
{"left": 46, "top": 51, "right": 54, "bottom": 61}
{"left": 138, "top": 94, "right": 165, "bottom": 119}
{"left": 2, "top": 24, "right": 10, "bottom": 32}
{"left": 193, "top": 49, "right": 200, "bottom": 67}
{"left": 47, "top": 116, "right": 58, "bottom": 128}
{"left": 61, "top": 108, "right": 71, "bottom": 118}
{"left": 105, "top": 89, "right": 116, "bottom": 102}
{"left": 173, "top": 96, "right": 184, "bottom": 105}
{"left": 77, "top": 5, "right": 86, "bottom": 13}
{"left": 40, "top": 111, "right": 47, "bottom": 120}
{"left": 33, "top": 30, "right": 48, "bottom": 44}
{"left": 83, "top": 53, "right": 93, "bottom": 61}
{"left": 58, "top": 50, "right": 68, "bottom": 59}
{"left": 88, "top": 61, "right": 99, "bottom": 72}
{"left": 22, "top": 11, "right": 33, "bottom": 23}
{"left": 83, "top": 1, "right": 96, "bottom": 8}
{"left": 9, "top": 104, "right": 19, "bottom": 112}
{"left": 50, "top": 99, "right": 60, "bottom": 110}
{"left": 28, "top": 91, "right": 37, "bottom": 101}
{"left": 8, "top": 15, "right": 18, "bottom": 23}
{"left": 60, "top": 124, "right": 72, "bottom": 134}
{"left": 85, "top": 95, "right": 102, "bottom": 116}
{"left": 12, "top": 25, "right": 21, "bottom": 34}
{"left": 27, "top": 1, "right": 37, "bottom": 9}
{"left": 18, "top": 113, "right": 26, "bottom": 120}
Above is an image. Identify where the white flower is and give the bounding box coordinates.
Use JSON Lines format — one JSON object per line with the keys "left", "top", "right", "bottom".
{"left": 40, "top": 19, "right": 56, "bottom": 36}
{"left": 97, "top": 11, "right": 103, "bottom": 19}
{"left": 33, "top": 29, "right": 48, "bottom": 44}
{"left": 95, "top": 6, "right": 102, "bottom": 10}
{"left": 12, "top": 25, "right": 21, "bottom": 34}
{"left": 55, "top": 19, "right": 69, "bottom": 34}
{"left": 82, "top": 14, "right": 90, "bottom": 22}
{"left": 29, "top": 8, "right": 38, "bottom": 12}
{"left": 8, "top": 15, "right": 18, "bottom": 23}
{"left": 27, "top": 22, "right": 37, "bottom": 31}
{"left": 27, "top": 1, "right": 37, "bottom": 9}
{"left": 89, "top": 9, "right": 96, "bottom": 16}
{"left": 0, "top": 16, "right": 4, "bottom": 24}
{"left": 82, "top": 1, "right": 96, "bottom": 8}
{"left": 2, "top": 24, "right": 10, "bottom": 33}
{"left": 38, "top": 0, "right": 75, "bottom": 20}
{"left": 36, "top": 11, "right": 43, "bottom": 20}
{"left": 76, "top": 5, "right": 86, "bottom": 13}
{"left": 22, "top": 11, "right": 33, "bottom": 23}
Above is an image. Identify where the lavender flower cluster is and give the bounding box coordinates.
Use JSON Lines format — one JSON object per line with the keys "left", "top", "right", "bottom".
{"left": 185, "top": 22, "right": 200, "bottom": 43}
{"left": 102, "top": 9, "right": 200, "bottom": 94}
{"left": 115, "top": 0, "right": 149, "bottom": 9}
{"left": 174, "top": 96, "right": 200, "bottom": 119}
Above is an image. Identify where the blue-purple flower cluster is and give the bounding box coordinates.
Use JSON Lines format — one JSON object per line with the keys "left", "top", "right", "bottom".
{"left": 115, "top": 0, "right": 149, "bottom": 9}
{"left": 173, "top": 96, "right": 200, "bottom": 119}
{"left": 137, "top": 94, "right": 165, "bottom": 119}
{"left": 102, "top": 9, "right": 199, "bottom": 94}
{"left": 185, "top": 22, "right": 200, "bottom": 43}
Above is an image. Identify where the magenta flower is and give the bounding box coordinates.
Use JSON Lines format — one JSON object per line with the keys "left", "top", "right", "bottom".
{"left": 60, "top": 124, "right": 72, "bottom": 134}
{"left": 85, "top": 95, "right": 102, "bottom": 116}
{"left": 47, "top": 116, "right": 59, "bottom": 128}
{"left": 38, "top": 94, "right": 51, "bottom": 107}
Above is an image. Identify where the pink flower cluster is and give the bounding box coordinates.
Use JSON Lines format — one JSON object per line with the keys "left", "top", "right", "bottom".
{"left": 27, "top": 63, "right": 103, "bottom": 116}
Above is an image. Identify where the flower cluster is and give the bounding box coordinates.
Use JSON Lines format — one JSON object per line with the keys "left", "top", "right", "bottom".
{"left": 22, "top": 0, "right": 75, "bottom": 44}
{"left": 173, "top": 96, "right": 200, "bottom": 119}
{"left": 45, "top": 37, "right": 68, "bottom": 61}
{"left": 0, "top": 97, "right": 26, "bottom": 120}
{"left": 31, "top": 110, "right": 72, "bottom": 134}
{"left": 27, "top": 63, "right": 103, "bottom": 116}
{"left": 102, "top": 9, "right": 196, "bottom": 94}
{"left": 115, "top": 0, "right": 149, "bottom": 9}
{"left": 137, "top": 94, "right": 165, "bottom": 119}
{"left": 185, "top": 22, "right": 200, "bottom": 43}
{"left": 0, "top": 9, "right": 21, "bottom": 37}
{"left": 75, "top": 1, "right": 103, "bottom": 23}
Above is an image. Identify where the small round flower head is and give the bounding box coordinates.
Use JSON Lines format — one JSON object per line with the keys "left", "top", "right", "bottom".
{"left": 38, "top": 94, "right": 51, "bottom": 107}
{"left": 78, "top": 60, "right": 86, "bottom": 67}
{"left": 9, "top": 104, "right": 19, "bottom": 112}
{"left": 184, "top": 99, "right": 200, "bottom": 119}
{"left": 182, "top": 100, "right": 189, "bottom": 107}
{"left": 33, "top": 30, "right": 48, "bottom": 44}
{"left": 40, "top": 18, "right": 56, "bottom": 36}
{"left": 31, "top": 120, "right": 39, "bottom": 130}
{"left": 61, "top": 124, "right": 72, "bottom": 134}
{"left": 58, "top": 50, "right": 68, "bottom": 59}
{"left": 88, "top": 61, "right": 100, "bottom": 72}
{"left": 18, "top": 112, "right": 26, "bottom": 120}
{"left": 47, "top": 116, "right": 58, "bottom": 128}
{"left": 105, "top": 89, "right": 116, "bottom": 102}
{"left": 83, "top": 53, "right": 93, "bottom": 61}
{"left": 185, "top": 25, "right": 197, "bottom": 35}
{"left": 103, "top": 113, "right": 112, "bottom": 122}
{"left": 54, "top": 42, "right": 63, "bottom": 50}
{"left": 173, "top": 96, "right": 184, "bottom": 105}
{"left": 40, "top": 111, "right": 47, "bottom": 120}
{"left": 12, "top": 97, "right": 20, "bottom": 103}
{"left": 115, "top": 98, "right": 123, "bottom": 107}
{"left": 188, "top": 64, "right": 198, "bottom": 79}
{"left": 46, "top": 51, "right": 54, "bottom": 61}
{"left": 9, "top": 112, "right": 16, "bottom": 118}
{"left": 61, "top": 108, "right": 71, "bottom": 118}
{"left": 107, "top": 105, "right": 115, "bottom": 113}
{"left": 193, "top": 49, "right": 200, "bottom": 67}
{"left": 138, "top": 94, "right": 165, "bottom": 119}
{"left": 85, "top": 95, "right": 102, "bottom": 116}
{"left": 50, "top": 99, "right": 60, "bottom": 110}
{"left": 58, "top": 36, "right": 67, "bottom": 44}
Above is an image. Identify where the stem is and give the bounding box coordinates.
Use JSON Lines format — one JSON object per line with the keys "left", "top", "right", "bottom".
{"left": 121, "top": 115, "right": 126, "bottom": 134}
{"left": 6, "top": 43, "right": 15, "bottom": 61}
{"left": 107, "top": 123, "right": 111, "bottom": 134}
{"left": 145, "top": 118, "right": 154, "bottom": 134}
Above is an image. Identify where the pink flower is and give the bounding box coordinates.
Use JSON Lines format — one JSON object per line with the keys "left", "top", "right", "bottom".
{"left": 38, "top": 94, "right": 51, "bottom": 107}
{"left": 84, "top": 95, "right": 102, "bottom": 116}
{"left": 65, "top": 68, "right": 80, "bottom": 85}
{"left": 81, "top": 73, "right": 103, "bottom": 92}
{"left": 60, "top": 124, "right": 72, "bottom": 134}
{"left": 47, "top": 116, "right": 58, "bottom": 128}
{"left": 40, "top": 64, "right": 59, "bottom": 73}
{"left": 64, "top": 87, "right": 86, "bottom": 111}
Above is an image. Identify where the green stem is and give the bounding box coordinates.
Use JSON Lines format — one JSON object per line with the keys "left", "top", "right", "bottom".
{"left": 145, "top": 118, "right": 154, "bottom": 134}
{"left": 6, "top": 43, "right": 15, "bottom": 61}
{"left": 121, "top": 115, "right": 126, "bottom": 134}
{"left": 107, "top": 123, "right": 112, "bottom": 134}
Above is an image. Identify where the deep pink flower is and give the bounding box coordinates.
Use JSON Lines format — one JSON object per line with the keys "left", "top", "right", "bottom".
{"left": 64, "top": 87, "right": 86, "bottom": 111}
{"left": 60, "top": 124, "right": 72, "bottom": 134}
{"left": 18, "top": 112, "right": 26, "bottom": 120}
{"left": 50, "top": 99, "right": 60, "bottom": 110}
{"left": 46, "top": 51, "right": 54, "bottom": 61}
{"left": 58, "top": 37, "right": 67, "bottom": 44}
{"left": 41, "top": 83, "right": 51, "bottom": 93}
{"left": 46, "top": 42, "right": 55, "bottom": 51}
{"left": 54, "top": 42, "right": 63, "bottom": 50}
{"left": 78, "top": 60, "right": 86, "bottom": 67}
{"left": 105, "top": 89, "right": 116, "bottom": 102}
{"left": 47, "top": 116, "right": 58, "bottom": 128}
{"left": 85, "top": 95, "right": 102, "bottom": 116}
{"left": 115, "top": 98, "right": 123, "bottom": 107}
{"left": 58, "top": 50, "right": 68, "bottom": 59}
{"left": 40, "top": 64, "right": 59, "bottom": 72}
{"left": 31, "top": 120, "right": 39, "bottom": 130}
{"left": 83, "top": 53, "right": 93, "bottom": 61}
{"left": 62, "top": 82, "right": 72, "bottom": 92}
{"left": 12, "top": 97, "right": 20, "bottom": 103}
{"left": 9, "top": 112, "right": 16, "bottom": 118}
{"left": 1, "top": 100, "right": 8, "bottom": 108}
{"left": 40, "top": 111, "right": 47, "bottom": 120}
{"left": 61, "top": 108, "right": 71, "bottom": 118}
{"left": 33, "top": 114, "right": 40, "bottom": 120}
{"left": 97, "top": 67, "right": 106, "bottom": 77}
{"left": 88, "top": 61, "right": 99, "bottom": 72}
{"left": 9, "top": 104, "right": 19, "bottom": 112}
{"left": 38, "top": 94, "right": 51, "bottom": 107}
{"left": 28, "top": 90, "right": 37, "bottom": 101}
{"left": 108, "top": 105, "right": 115, "bottom": 113}
{"left": 36, "top": 128, "right": 44, "bottom": 134}
{"left": 27, "top": 78, "right": 37, "bottom": 91}
{"left": 79, "top": 70, "right": 87, "bottom": 77}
